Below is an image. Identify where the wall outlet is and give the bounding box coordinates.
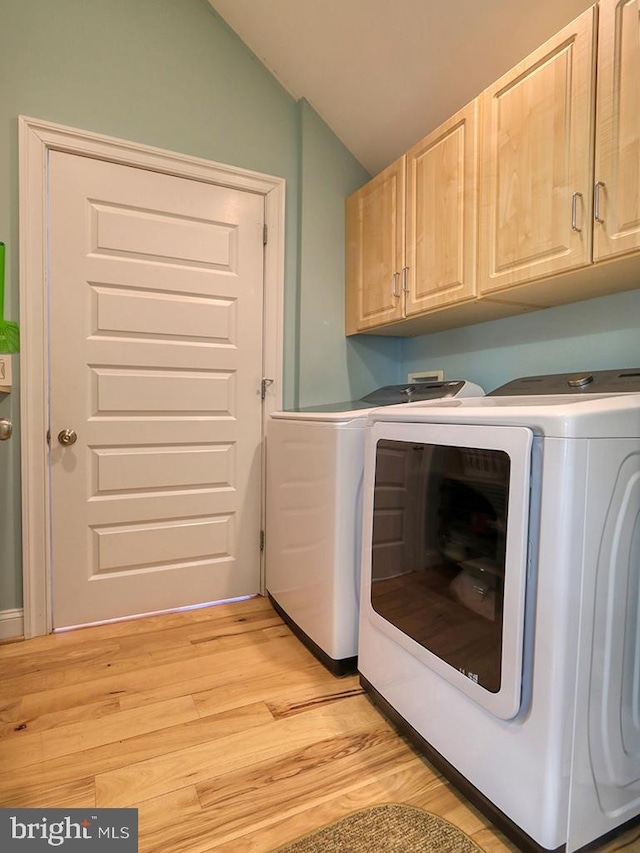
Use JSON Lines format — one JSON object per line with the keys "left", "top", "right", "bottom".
{"left": 0, "top": 355, "right": 13, "bottom": 390}
{"left": 408, "top": 369, "right": 444, "bottom": 383}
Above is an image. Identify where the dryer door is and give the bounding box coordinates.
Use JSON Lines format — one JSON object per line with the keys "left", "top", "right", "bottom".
{"left": 364, "top": 421, "right": 533, "bottom": 720}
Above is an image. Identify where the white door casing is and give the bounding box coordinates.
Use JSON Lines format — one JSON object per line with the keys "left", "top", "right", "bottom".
{"left": 19, "top": 116, "right": 285, "bottom": 637}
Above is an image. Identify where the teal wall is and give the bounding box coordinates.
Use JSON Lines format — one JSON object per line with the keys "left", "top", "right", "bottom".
{"left": 402, "top": 289, "right": 640, "bottom": 393}
{"left": 0, "top": 0, "right": 395, "bottom": 615}
{"left": 297, "top": 100, "right": 400, "bottom": 406}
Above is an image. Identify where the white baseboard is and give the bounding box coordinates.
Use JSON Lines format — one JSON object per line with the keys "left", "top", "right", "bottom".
{"left": 0, "top": 608, "right": 24, "bottom": 641}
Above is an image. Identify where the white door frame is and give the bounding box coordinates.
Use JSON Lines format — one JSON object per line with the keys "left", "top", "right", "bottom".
{"left": 18, "top": 115, "right": 285, "bottom": 638}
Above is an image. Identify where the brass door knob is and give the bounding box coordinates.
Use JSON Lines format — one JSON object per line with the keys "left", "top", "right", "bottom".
{"left": 58, "top": 429, "right": 78, "bottom": 446}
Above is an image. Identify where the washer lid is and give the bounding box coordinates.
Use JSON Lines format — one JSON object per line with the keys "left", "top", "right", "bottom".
{"left": 269, "top": 398, "right": 376, "bottom": 422}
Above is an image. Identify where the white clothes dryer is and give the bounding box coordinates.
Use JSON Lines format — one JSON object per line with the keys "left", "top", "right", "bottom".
{"left": 265, "top": 380, "right": 484, "bottom": 674}
{"left": 358, "top": 368, "right": 640, "bottom": 853}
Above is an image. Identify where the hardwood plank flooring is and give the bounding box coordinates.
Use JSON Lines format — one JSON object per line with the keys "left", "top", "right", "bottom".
{"left": 1, "top": 595, "right": 639, "bottom": 853}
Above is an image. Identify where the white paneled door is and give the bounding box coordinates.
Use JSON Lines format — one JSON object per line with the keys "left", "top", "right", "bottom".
{"left": 48, "top": 151, "right": 265, "bottom": 628}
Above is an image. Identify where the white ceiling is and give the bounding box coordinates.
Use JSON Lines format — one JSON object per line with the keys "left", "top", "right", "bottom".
{"left": 208, "top": 0, "right": 595, "bottom": 175}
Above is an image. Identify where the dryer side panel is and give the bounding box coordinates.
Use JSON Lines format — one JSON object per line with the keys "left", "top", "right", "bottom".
{"left": 568, "top": 442, "right": 640, "bottom": 852}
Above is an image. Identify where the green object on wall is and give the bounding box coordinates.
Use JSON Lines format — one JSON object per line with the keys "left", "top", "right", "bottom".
{"left": 0, "top": 243, "right": 20, "bottom": 353}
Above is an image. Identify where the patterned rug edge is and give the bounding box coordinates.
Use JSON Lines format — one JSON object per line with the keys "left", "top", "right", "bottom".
{"left": 270, "top": 802, "right": 484, "bottom": 853}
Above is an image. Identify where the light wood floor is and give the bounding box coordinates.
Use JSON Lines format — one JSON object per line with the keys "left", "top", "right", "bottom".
{"left": 1, "top": 595, "right": 639, "bottom": 853}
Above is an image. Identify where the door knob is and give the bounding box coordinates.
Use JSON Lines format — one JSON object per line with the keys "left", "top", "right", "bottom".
{"left": 0, "top": 418, "right": 12, "bottom": 440}
{"left": 58, "top": 428, "right": 78, "bottom": 446}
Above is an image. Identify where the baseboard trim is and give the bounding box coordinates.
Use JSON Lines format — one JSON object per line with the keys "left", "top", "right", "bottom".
{"left": 0, "top": 608, "right": 25, "bottom": 641}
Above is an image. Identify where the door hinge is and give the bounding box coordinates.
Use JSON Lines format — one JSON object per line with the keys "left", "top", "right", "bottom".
{"left": 46, "top": 429, "right": 51, "bottom": 446}
{"left": 263, "top": 223, "right": 268, "bottom": 245}
{"left": 261, "top": 377, "right": 274, "bottom": 400}
{"left": 260, "top": 530, "right": 265, "bottom": 552}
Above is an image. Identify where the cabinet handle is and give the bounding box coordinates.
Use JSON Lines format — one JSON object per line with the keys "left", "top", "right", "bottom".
{"left": 392, "top": 271, "right": 400, "bottom": 297}
{"left": 571, "top": 192, "right": 583, "bottom": 233}
{"left": 594, "top": 181, "right": 605, "bottom": 224}
{"left": 401, "top": 267, "right": 409, "bottom": 293}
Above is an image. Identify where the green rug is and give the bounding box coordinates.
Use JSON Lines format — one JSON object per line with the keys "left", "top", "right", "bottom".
{"left": 272, "top": 803, "right": 483, "bottom": 852}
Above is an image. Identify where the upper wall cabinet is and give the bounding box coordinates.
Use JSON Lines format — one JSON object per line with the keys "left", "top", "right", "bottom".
{"left": 347, "top": 0, "right": 640, "bottom": 336}
{"left": 404, "top": 100, "right": 479, "bottom": 317}
{"left": 594, "top": 0, "right": 640, "bottom": 261}
{"left": 345, "top": 158, "right": 405, "bottom": 334}
{"left": 346, "top": 101, "right": 479, "bottom": 335}
{"left": 478, "top": 8, "right": 596, "bottom": 297}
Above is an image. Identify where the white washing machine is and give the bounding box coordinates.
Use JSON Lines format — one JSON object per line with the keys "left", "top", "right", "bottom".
{"left": 358, "top": 368, "right": 640, "bottom": 853}
{"left": 265, "top": 380, "right": 484, "bottom": 674}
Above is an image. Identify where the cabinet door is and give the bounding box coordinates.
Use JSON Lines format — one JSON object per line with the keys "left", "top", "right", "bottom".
{"left": 594, "top": 0, "right": 640, "bottom": 261}
{"left": 404, "top": 100, "right": 479, "bottom": 316}
{"left": 345, "top": 158, "right": 405, "bottom": 334}
{"left": 478, "top": 8, "right": 596, "bottom": 298}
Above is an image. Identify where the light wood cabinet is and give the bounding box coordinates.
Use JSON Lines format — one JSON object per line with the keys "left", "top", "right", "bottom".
{"left": 478, "top": 7, "right": 596, "bottom": 298}
{"left": 594, "top": 0, "right": 640, "bottom": 261}
{"left": 347, "top": 0, "right": 640, "bottom": 337}
{"left": 345, "top": 158, "right": 405, "bottom": 334}
{"left": 346, "top": 101, "right": 480, "bottom": 335}
{"left": 405, "top": 100, "right": 479, "bottom": 316}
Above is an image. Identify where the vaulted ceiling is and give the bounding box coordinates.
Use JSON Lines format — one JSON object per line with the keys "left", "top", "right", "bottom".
{"left": 209, "top": 0, "right": 595, "bottom": 175}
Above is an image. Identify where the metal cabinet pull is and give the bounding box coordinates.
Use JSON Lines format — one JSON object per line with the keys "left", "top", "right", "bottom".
{"left": 401, "top": 266, "right": 409, "bottom": 293}
{"left": 392, "top": 271, "right": 400, "bottom": 297}
{"left": 594, "top": 181, "right": 605, "bottom": 223}
{"left": 571, "top": 192, "right": 583, "bottom": 233}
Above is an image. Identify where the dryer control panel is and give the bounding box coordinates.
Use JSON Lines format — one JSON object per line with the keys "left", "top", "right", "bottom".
{"left": 489, "top": 368, "right": 640, "bottom": 396}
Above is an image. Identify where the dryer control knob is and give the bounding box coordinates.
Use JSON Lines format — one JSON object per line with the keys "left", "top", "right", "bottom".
{"left": 567, "top": 373, "right": 594, "bottom": 388}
